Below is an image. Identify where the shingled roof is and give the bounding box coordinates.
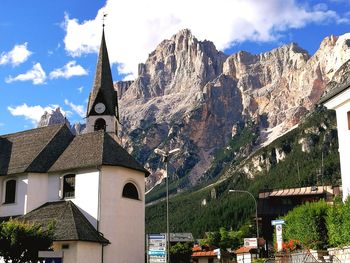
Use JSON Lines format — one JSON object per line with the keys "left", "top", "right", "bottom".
{"left": 0, "top": 124, "right": 73, "bottom": 175}
{"left": 0, "top": 125, "right": 148, "bottom": 176}
{"left": 49, "top": 130, "right": 149, "bottom": 175}
{"left": 19, "top": 201, "right": 109, "bottom": 244}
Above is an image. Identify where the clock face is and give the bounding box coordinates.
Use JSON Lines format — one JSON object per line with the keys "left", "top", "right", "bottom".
{"left": 94, "top": 103, "right": 106, "bottom": 114}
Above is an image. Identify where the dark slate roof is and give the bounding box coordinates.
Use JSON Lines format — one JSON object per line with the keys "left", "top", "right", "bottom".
{"left": 0, "top": 124, "right": 73, "bottom": 175}
{"left": 0, "top": 125, "right": 148, "bottom": 176}
{"left": 49, "top": 130, "right": 149, "bottom": 175}
{"left": 87, "top": 29, "right": 118, "bottom": 118}
{"left": 319, "top": 80, "right": 350, "bottom": 104}
{"left": 19, "top": 201, "right": 109, "bottom": 244}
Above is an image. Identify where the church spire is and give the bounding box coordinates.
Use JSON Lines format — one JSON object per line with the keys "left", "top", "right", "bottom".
{"left": 86, "top": 28, "right": 120, "bottom": 138}
{"left": 87, "top": 29, "right": 118, "bottom": 119}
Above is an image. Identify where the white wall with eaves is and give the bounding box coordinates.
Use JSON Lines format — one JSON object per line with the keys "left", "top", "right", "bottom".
{"left": 0, "top": 174, "right": 28, "bottom": 217}
{"left": 324, "top": 89, "right": 350, "bottom": 200}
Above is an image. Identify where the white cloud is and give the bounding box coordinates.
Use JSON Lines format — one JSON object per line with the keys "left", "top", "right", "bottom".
{"left": 63, "top": 0, "right": 344, "bottom": 78}
{"left": 5, "top": 63, "right": 46, "bottom": 85}
{"left": 78, "top": 86, "right": 84, "bottom": 93}
{"left": 7, "top": 103, "right": 61, "bottom": 125}
{"left": 49, "top": 61, "right": 88, "bottom": 79}
{"left": 0, "top": 43, "right": 32, "bottom": 66}
{"left": 64, "top": 99, "right": 85, "bottom": 118}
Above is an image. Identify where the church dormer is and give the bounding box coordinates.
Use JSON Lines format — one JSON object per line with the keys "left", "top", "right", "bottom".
{"left": 86, "top": 28, "right": 119, "bottom": 139}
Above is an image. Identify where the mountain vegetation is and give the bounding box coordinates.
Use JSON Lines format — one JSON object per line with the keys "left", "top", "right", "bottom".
{"left": 146, "top": 107, "right": 340, "bottom": 237}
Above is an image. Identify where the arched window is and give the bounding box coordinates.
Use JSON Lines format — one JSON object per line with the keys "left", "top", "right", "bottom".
{"left": 94, "top": 118, "right": 106, "bottom": 131}
{"left": 4, "top": 179, "right": 16, "bottom": 204}
{"left": 122, "top": 182, "right": 139, "bottom": 200}
{"left": 63, "top": 174, "right": 75, "bottom": 198}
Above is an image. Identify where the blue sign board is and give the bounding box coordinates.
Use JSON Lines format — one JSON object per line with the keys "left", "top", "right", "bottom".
{"left": 149, "top": 251, "right": 166, "bottom": 256}
{"left": 44, "top": 258, "right": 62, "bottom": 263}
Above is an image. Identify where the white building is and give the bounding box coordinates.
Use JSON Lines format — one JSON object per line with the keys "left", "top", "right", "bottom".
{"left": 321, "top": 81, "right": 350, "bottom": 200}
{"left": 0, "top": 29, "right": 149, "bottom": 263}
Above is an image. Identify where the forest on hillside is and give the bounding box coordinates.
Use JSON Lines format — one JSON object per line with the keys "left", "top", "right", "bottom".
{"left": 145, "top": 107, "right": 341, "bottom": 238}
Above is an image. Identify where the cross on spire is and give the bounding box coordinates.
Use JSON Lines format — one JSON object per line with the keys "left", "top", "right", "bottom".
{"left": 102, "top": 13, "right": 108, "bottom": 28}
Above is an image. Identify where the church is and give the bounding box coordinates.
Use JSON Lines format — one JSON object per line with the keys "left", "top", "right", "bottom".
{"left": 0, "top": 29, "right": 149, "bottom": 263}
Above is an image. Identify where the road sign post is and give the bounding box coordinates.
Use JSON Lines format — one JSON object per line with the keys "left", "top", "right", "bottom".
{"left": 147, "top": 234, "right": 167, "bottom": 263}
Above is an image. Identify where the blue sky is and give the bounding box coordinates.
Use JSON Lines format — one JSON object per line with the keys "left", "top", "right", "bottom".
{"left": 0, "top": 0, "right": 349, "bottom": 135}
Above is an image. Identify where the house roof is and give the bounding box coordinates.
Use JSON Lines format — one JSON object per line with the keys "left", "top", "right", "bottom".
{"left": 87, "top": 29, "right": 118, "bottom": 118}
{"left": 258, "top": 185, "right": 339, "bottom": 198}
{"left": 319, "top": 80, "right": 350, "bottom": 104}
{"left": 0, "top": 124, "right": 73, "bottom": 175}
{"left": 0, "top": 124, "right": 149, "bottom": 176}
{"left": 19, "top": 201, "right": 109, "bottom": 244}
{"left": 192, "top": 251, "right": 216, "bottom": 257}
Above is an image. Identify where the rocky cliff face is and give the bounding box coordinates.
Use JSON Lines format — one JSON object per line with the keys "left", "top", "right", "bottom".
{"left": 117, "top": 30, "right": 350, "bottom": 190}
{"left": 37, "top": 107, "right": 85, "bottom": 135}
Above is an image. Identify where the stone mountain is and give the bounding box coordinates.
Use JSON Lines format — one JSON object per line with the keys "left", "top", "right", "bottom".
{"left": 116, "top": 29, "right": 350, "bottom": 191}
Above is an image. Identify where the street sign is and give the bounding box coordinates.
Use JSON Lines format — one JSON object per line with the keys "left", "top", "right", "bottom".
{"left": 271, "top": 219, "right": 285, "bottom": 226}
{"left": 244, "top": 238, "right": 258, "bottom": 248}
{"left": 147, "top": 234, "right": 167, "bottom": 263}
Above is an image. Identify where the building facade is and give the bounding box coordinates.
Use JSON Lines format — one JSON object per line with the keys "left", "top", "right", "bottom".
{"left": 321, "top": 81, "right": 350, "bottom": 200}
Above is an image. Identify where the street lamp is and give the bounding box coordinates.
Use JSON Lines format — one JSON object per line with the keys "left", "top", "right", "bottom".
{"left": 154, "top": 147, "right": 180, "bottom": 263}
{"left": 228, "top": 189, "right": 259, "bottom": 239}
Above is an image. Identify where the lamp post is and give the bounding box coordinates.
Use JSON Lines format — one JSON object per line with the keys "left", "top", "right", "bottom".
{"left": 154, "top": 147, "right": 180, "bottom": 263}
{"left": 228, "top": 189, "right": 259, "bottom": 239}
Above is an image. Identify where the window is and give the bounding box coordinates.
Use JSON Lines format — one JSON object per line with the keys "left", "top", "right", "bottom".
{"left": 208, "top": 258, "right": 214, "bottom": 263}
{"left": 63, "top": 174, "right": 75, "bottom": 198}
{"left": 4, "top": 179, "right": 16, "bottom": 204}
{"left": 348, "top": 111, "right": 350, "bottom": 130}
{"left": 122, "top": 182, "right": 139, "bottom": 200}
{"left": 94, "top": 118, "right": 106, "bottom": 131}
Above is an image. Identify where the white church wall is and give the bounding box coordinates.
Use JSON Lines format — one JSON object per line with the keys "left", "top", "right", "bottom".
{"left": 47, "top": 174, "right": 61, "bottom": 202}
{"left": 99, "top": 165, "right": 145, "bottom": 263}
{"left": 76, "top": 241, "right": 103, "bottom": 263}
{"left": 52, "top": 241, "right": 103, "bottom": 263}
{"left": 325, "top": 90, "right": 350, "bottom": 200}
{"left": 0, "top": 174, "right": 27, "bottom": 217}
{"left": 27, "top": 173, "right": 49, "bottom": 212}
{"left": 52, "top": 241, "right": 78, "bottom": 263}
{"left": 73, "top": 170, "right": 99, "bottom": 228}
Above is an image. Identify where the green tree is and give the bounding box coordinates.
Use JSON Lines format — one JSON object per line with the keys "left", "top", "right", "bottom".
{"left": 170, "top": 242, "right": 192, "bottom": 263}
{"left": 283, "top": 200, "right": 329, "bottom": 250}
{"left": 200, "top": 225, "right": 250, "bottom": 250}
{"left": 327, "top": 197, "right": 350, "bottom": 247}
{"left": 0, "top": 219, "right": 54, "bottom": 263}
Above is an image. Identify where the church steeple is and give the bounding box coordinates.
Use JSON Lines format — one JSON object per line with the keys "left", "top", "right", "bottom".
{"left": 86, "top": 29, "right": 119, "bottom": 138}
